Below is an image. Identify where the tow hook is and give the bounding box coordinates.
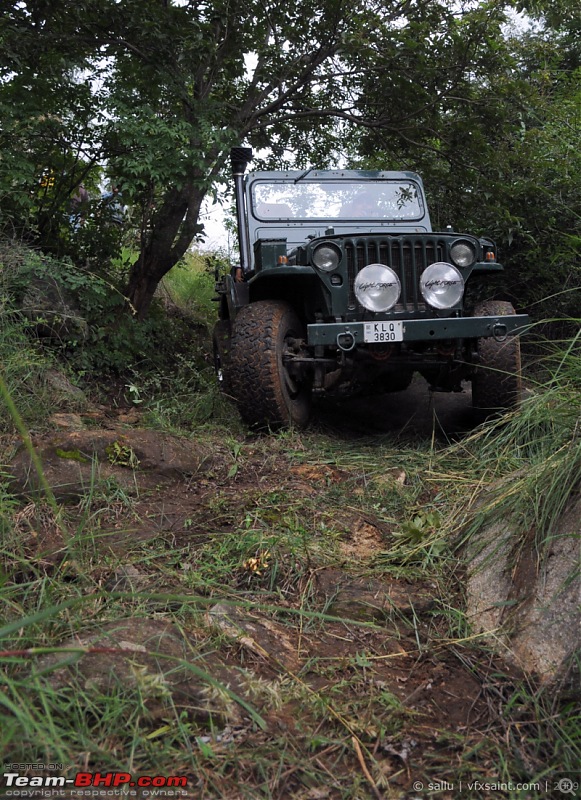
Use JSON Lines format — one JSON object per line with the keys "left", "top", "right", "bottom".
{"left": 492, "top": 322, "right": 508, "bottom": 342}
{"left": 337, "top": 331, "right": 356, "bottom": 352}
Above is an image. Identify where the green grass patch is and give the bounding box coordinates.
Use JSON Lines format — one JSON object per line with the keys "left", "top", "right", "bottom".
{"left": 159, "top": 250, "right": 224, "bottom": 326}
{"left": 448, "top": 328, "right": 581, "bottom": 557}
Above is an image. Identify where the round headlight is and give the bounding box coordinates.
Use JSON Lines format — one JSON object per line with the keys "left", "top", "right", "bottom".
{"left": 420, "top": 262, "right": 464, "bottom": 309}
{"left": 354, "top": 264, "right": 400, "bottom": 312}
{"left": 450, "top": 240, "right": 476, "bottom": 268}
{"left": 312, "top": 242, "right": 341, "bottom": 272}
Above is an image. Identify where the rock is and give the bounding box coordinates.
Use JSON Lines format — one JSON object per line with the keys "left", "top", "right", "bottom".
{"left": 8, "top": 427, "right": 217, "bottom": 499}
{"left": 315, "top": 568, "right": 435, "bottom": 621}
{"left": 464, "top": 494, "right": 581, "bottom": 685}
{"left": 104, "top": 564, "right": 150, "bottom": 592}
{"left": 36, "top": 618, "right": 242, "bottom": 724}
{"left": 464, "top": 519, "right": 514, "bottom": 634}
{"left": 206, "top": 603, "right": 301, "bottom": 670}
{"left": 45, "top": 369, "right": 87, "bottom": 407}
{"left": 49, "top": 413, "right": 86, "bottom": 431}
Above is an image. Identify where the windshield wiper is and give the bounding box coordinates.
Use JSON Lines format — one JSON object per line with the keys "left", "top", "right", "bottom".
{"left": 294, "top": 168, "right": 315, "bottom": 184}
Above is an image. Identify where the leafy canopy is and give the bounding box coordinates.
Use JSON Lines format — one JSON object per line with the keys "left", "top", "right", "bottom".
{"left": 2, "top": 0, "right": 578, "bottom": 318}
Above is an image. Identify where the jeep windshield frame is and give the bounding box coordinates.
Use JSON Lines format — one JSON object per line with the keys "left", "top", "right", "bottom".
{"left": 251, "top": 178, "right": 425, "bottom": 222}
{"left": 244, "top": 171, "right": 432, "bottom": 268}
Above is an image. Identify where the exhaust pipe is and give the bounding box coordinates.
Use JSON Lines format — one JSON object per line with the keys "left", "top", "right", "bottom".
{"left": 230, "top": 147, "right": 253, "bottom": 276}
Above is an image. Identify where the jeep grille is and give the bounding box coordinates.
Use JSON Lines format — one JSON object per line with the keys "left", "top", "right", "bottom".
{"left": 345, "top": 236, "right": 447, "bottom": 313}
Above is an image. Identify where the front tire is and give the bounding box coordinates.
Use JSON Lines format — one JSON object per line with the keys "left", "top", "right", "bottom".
{"left": 472, "top": 301, "right": 523, "bottom": 413}
{"left": 230, "top": 301, "right": 312, "bottom": 429}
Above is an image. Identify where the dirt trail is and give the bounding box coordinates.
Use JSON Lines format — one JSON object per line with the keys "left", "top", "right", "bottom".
{"left": 6, "top": 383, "right": 559, "bottom": 800}
{"left": 316, "top": 375, "right": 476, "bottom": 440}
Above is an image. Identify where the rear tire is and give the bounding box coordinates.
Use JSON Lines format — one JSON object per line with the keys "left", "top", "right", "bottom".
{"left": 230, "top": 301, "right": 312, "bottom": 429}
{"left": 472, "top": 301, "right": 522, "bottom": 413}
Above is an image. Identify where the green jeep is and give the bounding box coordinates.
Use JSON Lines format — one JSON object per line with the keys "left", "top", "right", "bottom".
{"left": 213, "top": 147, "right": 529, "bottom": 428}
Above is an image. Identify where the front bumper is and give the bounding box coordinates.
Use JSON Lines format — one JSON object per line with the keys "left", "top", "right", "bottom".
{"left": 307, "top": 314, "right": 530, "bottom": 346}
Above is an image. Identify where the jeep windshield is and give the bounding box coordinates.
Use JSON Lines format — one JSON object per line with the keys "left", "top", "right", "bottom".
{"left": 251, "top": 180, "right": 424, "bottom": 222}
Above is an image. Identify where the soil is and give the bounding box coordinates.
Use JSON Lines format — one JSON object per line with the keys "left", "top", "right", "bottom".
{"left": 315, "top": 374, "right": 478, "bottom": 440}
{"left": 4, "top": 382, "right": 564, "bottom": 800}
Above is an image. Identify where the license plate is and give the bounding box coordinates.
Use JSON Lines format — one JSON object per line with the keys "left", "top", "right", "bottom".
{"left": 363, "top": 321, "right": 403, "bottom": 343}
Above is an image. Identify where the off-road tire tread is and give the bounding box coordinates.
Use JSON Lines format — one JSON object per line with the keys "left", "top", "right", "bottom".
{"left": 229, "top": 301, "right": 311, "bottom": 429}
{"left": 472, "top": 300, "right": 522, "bottom": 412}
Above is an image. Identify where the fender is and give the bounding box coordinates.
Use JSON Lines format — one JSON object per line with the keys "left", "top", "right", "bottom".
{"left": 224, "top": 273, "right": 249, "bottom": 320}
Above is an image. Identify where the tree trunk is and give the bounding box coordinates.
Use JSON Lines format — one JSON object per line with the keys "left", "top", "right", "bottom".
{"left": 126, "top": 183, "right": 205, "bottom": 319}
{"left": 126, "top": 263, "right": 166, "bottom": 319}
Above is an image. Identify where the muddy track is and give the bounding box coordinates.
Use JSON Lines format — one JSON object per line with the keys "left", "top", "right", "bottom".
{"left": 5, "top": 377, "right": 573, "bottom": 799}
{"left": 315, "top": 375, "right": 477, "bottom": 440}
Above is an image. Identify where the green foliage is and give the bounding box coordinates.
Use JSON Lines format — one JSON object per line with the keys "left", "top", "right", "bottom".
{"left": 3, "top": 243, "right": 121, "bottom": 368}
{"left": 160, "top": 250, "right": 225, "bottom": 327}
{"left": 105, "top": 441, "right": 140, "bottom": 469}
{"left": 399, "top": 510, "right": 442, "bottom": 544}
{"left": 353, "top": 22, "right": 581, "bottom": 321}
{"left": 0, "top": 307, "right": 55, "bottom": 429}
{"left": 0, "top": 66, "right": 105, "bottom": 257}
{"left": 450, "top": 327, "right": 581, "bottom": 557}
{"left": 0, "top": 237, "right": 238, "bottom": 448}
{"left": 0, "top": 243, "right": 66, "bottom": 428}
{"left": 139, "top": 357, "right": 242, "bottom": 434}
{"left": 0, "top": 238, "right": 213, "bottom": 379}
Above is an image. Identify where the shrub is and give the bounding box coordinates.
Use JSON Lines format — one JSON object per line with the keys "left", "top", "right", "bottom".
{"left": 0, "top": 238, "right": 217, "bottom": 379}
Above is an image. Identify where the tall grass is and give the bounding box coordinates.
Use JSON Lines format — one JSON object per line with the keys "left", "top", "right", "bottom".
{"left": 0, "top": 304, "right": 57, "bottom": 430}
{"left": 453, "top": 326, "right": 581, "bottom": 554}
{"left": 159, "top": 250, "right": 219, "bottom": 326}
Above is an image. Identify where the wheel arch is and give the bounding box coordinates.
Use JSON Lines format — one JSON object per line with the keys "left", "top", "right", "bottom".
{"left": 248, "top": 274, "right": 326, "bottom": 321}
